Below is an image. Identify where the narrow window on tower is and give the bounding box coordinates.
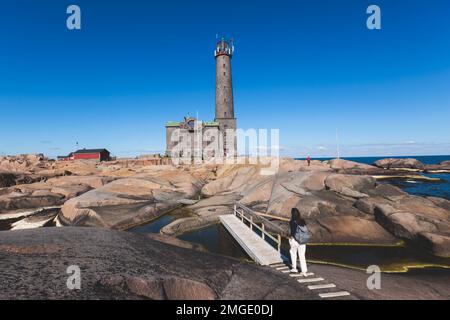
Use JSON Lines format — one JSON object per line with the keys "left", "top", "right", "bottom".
{"left": 225, "top": 112, "right": 227, "bottom": 117}
{"left": 223, "top": 64, "right": 226, "bottom": 68}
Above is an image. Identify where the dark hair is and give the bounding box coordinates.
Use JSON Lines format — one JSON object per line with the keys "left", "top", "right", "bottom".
{"left": 297, "top": 218, "right": 307, "bottom": 227}
{"left": 291, "top": 208, "right": 306, "bottom": 226}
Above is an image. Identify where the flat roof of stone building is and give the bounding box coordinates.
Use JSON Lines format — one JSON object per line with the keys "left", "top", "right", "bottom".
{"left": 165, "top": 121, "right": 219, "bottom": 127}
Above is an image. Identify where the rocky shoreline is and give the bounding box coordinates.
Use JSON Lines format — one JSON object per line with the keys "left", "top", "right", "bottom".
{"left": 0, "top": 227, "right": 323, "bottom": 300}
{"left": 0, "top": 227, "right": 448, "bottom": 300}
{"left": 1, "top": 155, "right": 449, "bottom": 256}
{"left": 373, "top": 158, "right": 450, "bottom": 174}
{"left": 0, "top": 154, "right": 449, "bottom": 299}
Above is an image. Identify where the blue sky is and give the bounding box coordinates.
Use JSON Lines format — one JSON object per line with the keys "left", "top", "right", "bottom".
{"left": 1, "top": 0, "right": 449, "bottom": 158}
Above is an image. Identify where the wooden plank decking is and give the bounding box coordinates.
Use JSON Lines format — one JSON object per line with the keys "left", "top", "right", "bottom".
{"left": 220, "top": 204, "right": 353, "bottom": 299}
{"left": 219, "top": 214, "right": 285, "bottom": 266}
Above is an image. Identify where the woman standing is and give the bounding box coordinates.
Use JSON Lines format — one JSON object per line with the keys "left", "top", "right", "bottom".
{"left": 289, "top": 208, "right": 309, "bottom": 276}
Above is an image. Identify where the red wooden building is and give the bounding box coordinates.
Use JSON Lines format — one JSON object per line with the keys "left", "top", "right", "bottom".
{"left": 58, "top": 149, "right": 111, "bottom": 162}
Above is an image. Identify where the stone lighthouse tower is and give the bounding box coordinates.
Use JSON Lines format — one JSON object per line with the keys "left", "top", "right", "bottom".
{"left": 215, "top": 38, "right": 237, "bottom": 156}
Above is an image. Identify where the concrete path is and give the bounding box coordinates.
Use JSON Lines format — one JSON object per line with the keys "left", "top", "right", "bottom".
{"left": 270, "top": 262, "right": 352, "bottom": 299}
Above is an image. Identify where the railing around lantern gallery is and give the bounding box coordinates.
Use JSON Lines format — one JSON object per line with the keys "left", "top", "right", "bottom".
{"left": 233, "top": 202, "right": 283, "bottom": 253}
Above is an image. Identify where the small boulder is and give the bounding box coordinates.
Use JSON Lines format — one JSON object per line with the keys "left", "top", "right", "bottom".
{"left": 374, "top": 158, "right": 425, "bottom": 170}
{"left": 309, "top": 215, "right": 398, "bottom": 244}
{"left": 374, "top": 197, "right": 450, "bottom": 257}
{"left": 325, "top": 174, "right": 376, "bottom": 198}
{"left": 163, "top": 277, "right": 217, "bottom": 300}
{"left": 329, "top": 159, "right": 376, "bottom": 171}
{"left": 417, "top": 233, "right": 450, "bottom": 258}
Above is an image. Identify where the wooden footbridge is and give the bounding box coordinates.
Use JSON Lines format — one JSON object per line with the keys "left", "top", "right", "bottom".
{"left": 219, "top": 203, "right": 352, "bottom": 299}
{"left": 220, "top": 203, "right": 286, "bottom": 265}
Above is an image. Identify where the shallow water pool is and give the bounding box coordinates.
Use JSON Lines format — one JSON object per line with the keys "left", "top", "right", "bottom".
{"left": 130, "top": 210, "right": 450, "bottom": 273}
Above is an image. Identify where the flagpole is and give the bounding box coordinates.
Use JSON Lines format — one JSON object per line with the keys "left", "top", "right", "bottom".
{"left": 336, "top": 128, "right": 340, "bottom": 160}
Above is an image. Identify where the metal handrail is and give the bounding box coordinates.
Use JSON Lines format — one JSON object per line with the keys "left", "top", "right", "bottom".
{"left": 236, "top": 202, "right": 285, "bottom": 233}
{"left": 233, "top": 202, "right": 282, "bottom": 253}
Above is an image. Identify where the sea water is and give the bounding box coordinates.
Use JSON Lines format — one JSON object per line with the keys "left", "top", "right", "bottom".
{"left": 296, "top": 155, "right": 450, "bottom": 200}
{"left": 131, "top": 155, "right": 450, "bottom": 272}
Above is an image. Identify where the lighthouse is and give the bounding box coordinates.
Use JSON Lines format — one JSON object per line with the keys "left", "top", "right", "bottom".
{"left": 215, "top": 38, "right": 237, "bottom": 156}
{"left": 165, "top": 38, "right": 238, "bottom": 160}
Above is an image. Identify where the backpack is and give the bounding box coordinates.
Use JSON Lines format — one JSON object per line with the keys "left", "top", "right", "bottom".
{"left": 294, "top": 225, "right": 311, "bottom": 244}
